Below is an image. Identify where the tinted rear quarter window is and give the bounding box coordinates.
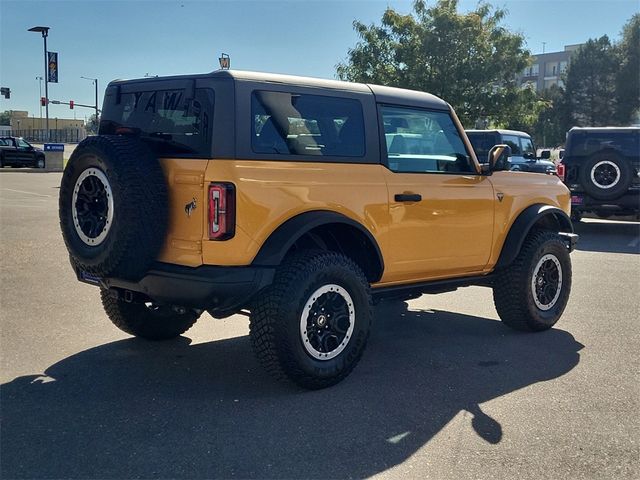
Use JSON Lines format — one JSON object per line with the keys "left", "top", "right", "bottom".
{"left": 100, "top": 87, "right": 214, "bottom": 157}
{"left": 251, "top": 90, "right": 365, "bottom": 157}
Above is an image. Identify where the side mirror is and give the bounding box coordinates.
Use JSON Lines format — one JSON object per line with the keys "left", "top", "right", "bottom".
{"left": 487, "top": 144, "right": 512, "bottom": 172}
{"left": 540, "top": 150, "right": 551, "bottom": 160}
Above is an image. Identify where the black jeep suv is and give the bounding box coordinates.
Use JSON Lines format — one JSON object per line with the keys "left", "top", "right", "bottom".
{"left": 561, "top": 127, "right": 640, "bottom": 220}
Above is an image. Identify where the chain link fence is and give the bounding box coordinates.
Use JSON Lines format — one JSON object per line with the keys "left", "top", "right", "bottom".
{"left": 10, "top": 129, "right": 87, "bottom": 143}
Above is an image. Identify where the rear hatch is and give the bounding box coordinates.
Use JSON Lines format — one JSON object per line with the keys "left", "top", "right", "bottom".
{"left": 100, "top": 79, "right": 215, "bottom": 266}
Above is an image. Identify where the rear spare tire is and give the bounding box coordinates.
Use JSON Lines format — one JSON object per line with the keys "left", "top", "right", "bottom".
{"left": 579, "top": 150, "right": 632, "bottom": 200}
{"left": 59, "top": 135, "right": 168, "bottom": 280}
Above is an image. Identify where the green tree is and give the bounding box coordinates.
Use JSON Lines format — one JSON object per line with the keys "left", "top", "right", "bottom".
{"left": 564, "top": 36, "right": 619, "bottom": 126}
{"left": 336, "top": 0, "right": 536, "bottom": 127}
{"left": 85, "top": 114, "right": 99, "bottom": 134}
{"left": 0, "top": 110, "right": 11, "bottom": 126}
{"left": 533, "top": 85, "right": 571, "bottom": 147}
{"left": 615, "top": 14, "right": 640, "bottom": 124}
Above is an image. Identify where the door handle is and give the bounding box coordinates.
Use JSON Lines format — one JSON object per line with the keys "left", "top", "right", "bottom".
{"left": 394, "top": 193, "right": 422, "bottom": 202}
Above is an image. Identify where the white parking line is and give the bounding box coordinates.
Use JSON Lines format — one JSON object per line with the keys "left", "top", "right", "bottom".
{"left": 1, "top": 188, "right": 51, "bottom": 198}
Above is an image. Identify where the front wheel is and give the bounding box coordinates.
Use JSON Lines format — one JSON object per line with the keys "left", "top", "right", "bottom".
{"left": 493, "top": 231, "right": 572, "bottom": 331}
{"left": 100, "top": 289, "right": 200, "bottom": 340}
{"left": 36, "top": 156, "right": 45, "bottom": 169}
{"left": 250, "top": 251, "right": 372, "bottom": 389}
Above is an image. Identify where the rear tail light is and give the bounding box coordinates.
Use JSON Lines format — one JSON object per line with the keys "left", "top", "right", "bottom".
{"left": 208, "top": 182, "right": 235, "bottom": 240}
{"left": 556, "top": 163, "right": 565, "bottom": 181}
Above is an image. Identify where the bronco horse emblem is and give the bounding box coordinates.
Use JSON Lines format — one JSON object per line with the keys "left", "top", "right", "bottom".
{"left": 185, "top": 197, "right": 197, "bottom": 217}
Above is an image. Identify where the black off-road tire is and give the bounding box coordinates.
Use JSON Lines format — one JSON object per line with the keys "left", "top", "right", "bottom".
{"left": 100, "top": 289, "right": 200, "bottom": 340}
{"left": 580, "top": 150, "right": 632, "bottom": 200}
{"left": 59, "top": 135, "right": 168, "bottom": 280}
{"left": 493, "top": 230, "right": 572, "bottom": 332}
{"left": 249, "top": 250, "right": 372, "bottom": 390}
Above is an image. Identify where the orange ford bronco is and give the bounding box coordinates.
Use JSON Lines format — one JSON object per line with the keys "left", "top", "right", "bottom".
{"left": 59, "top": 70, "right": 577, "bottom": 389}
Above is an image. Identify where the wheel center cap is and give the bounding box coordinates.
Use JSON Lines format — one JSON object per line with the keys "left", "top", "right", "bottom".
{"left": 316, "top": 314, "right": 327, "bottom": 327}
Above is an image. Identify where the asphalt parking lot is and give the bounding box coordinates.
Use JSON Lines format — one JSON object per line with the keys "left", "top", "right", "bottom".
{"left": 1, "top": 171, "right": 638, "bottom": 479}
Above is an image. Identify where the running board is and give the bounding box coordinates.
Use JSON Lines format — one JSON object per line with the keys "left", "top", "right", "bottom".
{"left": 372, "top": 274, "right": 494, "bottom": 300}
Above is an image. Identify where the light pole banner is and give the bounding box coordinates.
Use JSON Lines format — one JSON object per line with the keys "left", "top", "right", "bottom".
{"left": 47, "top": 51, "right": 58, "bottom": 83}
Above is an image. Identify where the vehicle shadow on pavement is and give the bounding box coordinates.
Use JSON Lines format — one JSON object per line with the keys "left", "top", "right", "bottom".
{"left": 0, "top": 303, "right": 583, "bottom": 479}
{"left": 573, "top": 220, "right": 640, "bottom": 254}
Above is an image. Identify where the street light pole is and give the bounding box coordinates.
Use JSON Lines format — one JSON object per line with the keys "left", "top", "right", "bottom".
{"left": 28, "top": 26, "right": 50, "bottom": 142}
{"left": 36, "top": 76, "right": 43, "bottom": 122}
{"left": 80, "top": 76, "right": 99, "bottom": 124}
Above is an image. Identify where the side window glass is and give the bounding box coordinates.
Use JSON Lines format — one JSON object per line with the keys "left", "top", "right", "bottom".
{"left": 520, "top": 137, "right": 535, "bottom": 154}
{"left": 502, "top": 135, "right": 522, "bottom": 156}
{"left": 381, "top": 106, "right": 474, "bottom": 174}
{"left": 251, "top": 91, "right": 365, "bottom": 157}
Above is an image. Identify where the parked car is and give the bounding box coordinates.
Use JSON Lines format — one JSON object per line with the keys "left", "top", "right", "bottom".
{"left": 466, "top": 129, "right": 556, "bottom": 174}
{"left": 0, "top": 137, "right": 46, "bottom": 168}
{"left": 58, "top": 70, "right": 577, "bottom": 389}
{"left": 561, "top": 127, "right": 640, "bottom": 220}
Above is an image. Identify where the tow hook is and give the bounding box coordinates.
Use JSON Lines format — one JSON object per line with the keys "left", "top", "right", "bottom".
{"left": 123, "top": 290, "right": 134, "bottom": 303}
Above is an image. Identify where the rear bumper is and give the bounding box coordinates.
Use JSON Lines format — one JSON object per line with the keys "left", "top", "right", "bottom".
{"left": 76, "top": 262, "right": 275, "bottom": 316}
{"left": 570, "top": 190, "right": 640, "bottom": 213}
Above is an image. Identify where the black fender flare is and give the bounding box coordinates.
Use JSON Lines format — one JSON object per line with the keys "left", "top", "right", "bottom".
{"left": 252, "top": 210, "right": 384, "bottom": 281}
{"left": 495, "top": 204, "right": 573, "bottom": 269}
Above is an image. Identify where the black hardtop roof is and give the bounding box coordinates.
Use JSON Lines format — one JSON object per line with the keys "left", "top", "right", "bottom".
{"left": 568, "top": 126, "right": 640, "bottom": 134}
{"left": 465, "top": 129, "right": 532, "bottom": 138}
{"left": 107, "top": 69, "right": 450, "bottom": 110}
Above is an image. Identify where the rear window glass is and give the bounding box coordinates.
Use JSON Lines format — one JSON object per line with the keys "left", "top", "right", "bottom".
{"left": 100, "top": 87, "right": 214, "bottom": 157}
{"left": 567, "top": 131, "right": 640, "bottom": 157}
{"left": 251, "top": 90, "right": 365, "bottom": 157}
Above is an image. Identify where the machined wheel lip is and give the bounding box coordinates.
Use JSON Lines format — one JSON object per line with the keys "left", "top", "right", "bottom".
{"left": 300, "top": 284, "right": 355, "bottom": 361}
{"left": 591, "top": 160, "right": 620, "bottom": 189}
{"left": 72, "top": 167, "right": 114, "bottom": 246}
{"left": 531, "top": 253, "right": 563, "bottom": 311}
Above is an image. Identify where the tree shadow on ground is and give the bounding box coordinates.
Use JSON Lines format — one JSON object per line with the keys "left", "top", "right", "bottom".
{"left": 0, "top": 303, "right": 583, "bottom": 479}
{"left": 573, "top": 219, "right": 640, "bottom": 254}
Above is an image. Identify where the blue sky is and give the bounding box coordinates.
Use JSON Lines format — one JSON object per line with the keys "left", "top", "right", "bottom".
{"left": 1, "top": 0, "right": 638, "bottom": 121}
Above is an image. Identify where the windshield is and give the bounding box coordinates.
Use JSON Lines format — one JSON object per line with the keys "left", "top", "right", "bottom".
{"left": 17, "top": 138, "right": 31, "bottom": 148}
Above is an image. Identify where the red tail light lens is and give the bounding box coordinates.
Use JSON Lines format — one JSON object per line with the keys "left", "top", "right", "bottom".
{"left": 556, "top": 163, "right": 565, "bottom": 181}
{"left": 208, "top": 182, "right": 235, "bottom": 240}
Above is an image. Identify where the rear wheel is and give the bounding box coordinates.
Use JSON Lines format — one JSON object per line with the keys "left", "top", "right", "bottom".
{"left": 100, "top": 289, "right": 200, "bottom": 340}
{"left": 493, "top": 230, "right": 572, "bottom": 332}
{"left": 250, "top": 251, "right": 372, "bottom": 389}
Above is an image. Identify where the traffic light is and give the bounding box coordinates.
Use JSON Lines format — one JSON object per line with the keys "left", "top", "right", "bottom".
{"left": 69, "top": 100, "right": 74, "bottom": 109}
{"left": 40, "top": 97, "right": 46, "bottom": 107}
{"left": 0, "top": 87, "right": 10, "bottom": 99}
